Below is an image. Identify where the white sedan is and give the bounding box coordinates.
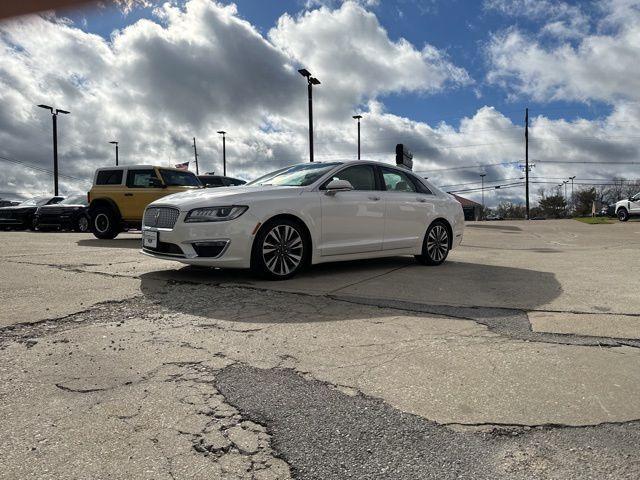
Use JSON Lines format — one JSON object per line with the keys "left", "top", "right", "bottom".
{"left": 141, "top": 160, "right": 464, "bottom": 279}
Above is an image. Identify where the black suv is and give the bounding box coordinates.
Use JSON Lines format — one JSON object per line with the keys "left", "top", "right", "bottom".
{"left": 198, "top": 174, "right": 246, "bottom": 188}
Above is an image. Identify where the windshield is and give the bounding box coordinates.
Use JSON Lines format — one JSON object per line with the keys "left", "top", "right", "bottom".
{"left": 247, "top": 162, "right": 342, "bottom": 187}
{"left": 59, "top": 195, "right": 88, "bottom": 205}
{"left": 18, "top": 196, "right": 48, "bottom": 206}
{"left": 159, "top": 169, "right": 201, "bottom": 187}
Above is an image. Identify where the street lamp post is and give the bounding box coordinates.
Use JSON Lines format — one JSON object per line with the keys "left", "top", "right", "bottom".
{"left": 37, "top": 104, "right": 70, "bottom": 196}
{"left": 569, "top": 175, "right": 576, "bottom": 212}
{"left": 298, "top": 68, "right": 320, "bottom": 162}
{"left": 109, "top": 141, "right": 119, "bottom": 166}
{"left": 352, "top": 115, "right": 362, "bottom": 160}
{"left": 480, "top": 173, "right": 486, "bottom": 220}
{"left": 217, "top": 131, "right": 226, "bottom": 176}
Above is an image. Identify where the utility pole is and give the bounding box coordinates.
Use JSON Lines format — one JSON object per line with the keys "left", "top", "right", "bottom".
{"left": 37, "top": 104, "right": 70, "bottom": 196}
{"left": 353, "top": 115, "right": 362, "bottom": 159}
{"left": 563, "top": 180, "right": 568, "bottom": 205}
{"left": 480, "top": 173, "right": 486, "bottom": 220}
{"left": 217, "top": 131, "right": 226, "bottom": 176}
{"left": 109, "top": 141, "right": 119, "bottom": 166}
{"left": 192, "top": 137, "right": 199, "bottom": 175}
{"left": 569, "top": 175, "right": 576, "bottom": 212}
{"left": 525, "top": 107, "right": 529, "bottom": 220}
{"left": 298, "top": 69, "right": 320, "bottom": 162}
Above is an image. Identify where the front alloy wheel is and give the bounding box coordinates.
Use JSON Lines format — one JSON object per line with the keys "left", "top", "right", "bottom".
{"left": 77, "top": 216, "right": 89, "bottom": 232}
{"left": 618, "top": 208, "right": 629, "bottom": 222}
{"left": 253, "top": 220, "right": 307, "bottom": 279}
{"left": 416, "top": 221, "right": 450, "bottom": 266}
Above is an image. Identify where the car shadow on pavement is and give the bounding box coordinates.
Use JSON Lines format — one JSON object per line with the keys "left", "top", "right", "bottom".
{"left": 137, "top": 257, "right": 562, "bottom": 324}
{"left": 77, "top": 238, "right": 140, "bottom": 249}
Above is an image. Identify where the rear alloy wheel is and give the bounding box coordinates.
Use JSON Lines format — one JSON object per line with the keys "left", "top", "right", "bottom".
{"left": 92, "top": 207, "right": 119, "bottom": 239}
{"left": 252, "top": 219, "right": 308, "bottom": 280}
{"left": 76, "top": 216, "right": 90, "bottom": 233}
{"left": 416, "top": 221, "right": 450, "bottom": 266}
{"left": 618, "top": 208, "right": 629, "bottom": 222}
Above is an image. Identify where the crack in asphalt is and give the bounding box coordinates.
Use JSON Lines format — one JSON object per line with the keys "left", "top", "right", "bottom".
{"left": 330, "top": 294, "right": 640, "bottom": 349}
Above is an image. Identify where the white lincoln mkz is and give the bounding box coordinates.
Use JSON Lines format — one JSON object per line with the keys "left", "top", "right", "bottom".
{"left": 141, "top": 160, "right": 465, "bottom": 279}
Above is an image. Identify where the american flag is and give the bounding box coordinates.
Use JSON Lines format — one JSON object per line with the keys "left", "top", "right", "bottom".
{"left": 175, "top": 161, "right": 189, "bottom": 171}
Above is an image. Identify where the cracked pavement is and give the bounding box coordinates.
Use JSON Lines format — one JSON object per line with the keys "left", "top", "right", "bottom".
{"left": 1, "top": 220, "right": 640, "bottom": 478}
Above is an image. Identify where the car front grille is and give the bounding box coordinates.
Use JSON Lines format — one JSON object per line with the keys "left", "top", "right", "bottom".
{"left": 143, "top": 207, "right": 180, "bottom": 229}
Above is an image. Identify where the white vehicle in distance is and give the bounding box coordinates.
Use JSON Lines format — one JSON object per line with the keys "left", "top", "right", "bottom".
{"left": 141, "top": 160, "right": 465, "bottom": 279}
{"left": 614, "top": 192, "right": 640, "bottom": 221}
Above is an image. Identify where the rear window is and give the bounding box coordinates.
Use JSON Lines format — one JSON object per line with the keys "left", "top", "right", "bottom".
{"left": 96, "top": 170, "right": 123, "bottom": 185}
{"left": 159, "top": 169, "right": 201, "bottom": 187}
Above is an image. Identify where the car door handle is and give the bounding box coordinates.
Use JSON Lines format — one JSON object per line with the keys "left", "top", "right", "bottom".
{"left": 368, "top": 196, "right": 381, "bottom": 201}
{"left": 125, "top": 193, "right": 133, "bottom": 197}
{"left": 416, "top": 198, "right": 427, "bottom": 203}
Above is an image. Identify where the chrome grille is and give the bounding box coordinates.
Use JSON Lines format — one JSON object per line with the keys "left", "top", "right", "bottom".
{"left": 143, "top": 207, "right": 179, "bottom": 229}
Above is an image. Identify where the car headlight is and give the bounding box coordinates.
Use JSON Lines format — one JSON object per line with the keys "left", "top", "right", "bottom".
{"left": 184, "top": 205, "right": 248, "bottom": 223}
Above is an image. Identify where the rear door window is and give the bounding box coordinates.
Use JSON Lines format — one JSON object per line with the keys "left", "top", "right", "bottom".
{"left": 96, "top": 170, "right": 123, "bottom": 185}
{"left": 381, "top": 167, "right": 417, "bottom": 192}
{"left": 127, "top": 169, "right": 159, "bottom": 188}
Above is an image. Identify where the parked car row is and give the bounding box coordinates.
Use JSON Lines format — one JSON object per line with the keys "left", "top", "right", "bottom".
{"left": 0, "top": 172, "right": 246, "bottom": 233}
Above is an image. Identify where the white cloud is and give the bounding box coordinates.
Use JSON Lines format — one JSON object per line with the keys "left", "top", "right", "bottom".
{"left": 484, "top": 0, "right": 590, "bottom": 39}
{"left": 269, "top": 1, "right": 471, "bottom": 116}
{"left": 486, "top": 0, "right": 640, "bottom": 103}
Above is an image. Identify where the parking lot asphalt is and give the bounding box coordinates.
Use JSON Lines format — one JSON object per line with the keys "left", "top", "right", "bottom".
{"left": 1, "top": 219, "right": 639, "bottom": 479}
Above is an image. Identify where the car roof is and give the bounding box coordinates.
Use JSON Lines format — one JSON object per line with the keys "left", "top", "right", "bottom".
{"left": 94, "top": 165, "right": 194, "bottom": 172}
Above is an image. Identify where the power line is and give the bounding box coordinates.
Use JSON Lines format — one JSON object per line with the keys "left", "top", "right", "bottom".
{"left": 417, "top": 161, "right": 521, "bottom": 173}
{"left": 448, "top": 182, "right": 525, "bottom": 194}
{"left": 0, "top": 154, "right": 88, "bottom": 183}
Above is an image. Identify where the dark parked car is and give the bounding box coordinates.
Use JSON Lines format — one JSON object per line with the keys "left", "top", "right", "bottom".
{"left": 0, "top": 196, "right": 64, "bottom": 230}
{"left": 35, "top": 194, "right": 90, "bottom": 232}
{"left": 198, "top": 174, "right": 246, "bottom": 188}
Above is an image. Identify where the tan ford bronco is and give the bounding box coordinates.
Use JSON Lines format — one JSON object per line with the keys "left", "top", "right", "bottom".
{"left": 87, "top": 165, "right": 201, "bottom": 239}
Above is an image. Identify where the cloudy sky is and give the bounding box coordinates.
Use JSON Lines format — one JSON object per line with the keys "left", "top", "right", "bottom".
{"left": 1, "top": 0, "right": 639, "bottom": 205}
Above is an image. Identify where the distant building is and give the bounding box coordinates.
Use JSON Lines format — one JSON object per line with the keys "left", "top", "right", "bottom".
{"left": 451, "top": 194, "right": 482, "bottom": 221}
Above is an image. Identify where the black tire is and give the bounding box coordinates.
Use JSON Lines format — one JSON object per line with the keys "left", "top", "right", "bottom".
{"left": 618, "top": 208, "right": 629, "bottom": 222}
{"left": 251, "top": 218, "right": 310, "bottom": 280}
{"left": 415, "top": 220, "right": 450, "bottom": 266}
{"left": 91, "top": 207, "right": 120, "bottom": 239}
{"left": 76, "top": 215, "right": 90, "bottom": 233}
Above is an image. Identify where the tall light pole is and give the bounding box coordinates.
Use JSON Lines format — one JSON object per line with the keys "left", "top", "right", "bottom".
{"left": 569, "top": 175, "right": 576, "bottom": 212}
{"left": 352, "top": 114, "right": 362, "bottom": 160}
{"left": 109, "top": 141, "right": 119, "bottom": 166}
{"left": 298, "top": 68, "right": 320, "bottom": 162}
{"left": 37, "top": 104, "right": 70, "bottom": 196}
{"left": 525, "top": 107, "right": 530, "bottom": 219}
{"left": 480, "top": 173, "right": 486, "bottom": 220}
{"left": 192, "top": 137, "right": 199, "bottom": 175}
{"left": 217, "top": 131, "right": 226, "bottom": 176}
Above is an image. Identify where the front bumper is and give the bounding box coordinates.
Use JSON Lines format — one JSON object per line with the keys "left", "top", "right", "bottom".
{"left": 140, "top": 208, "right": 259, "bottom": 268}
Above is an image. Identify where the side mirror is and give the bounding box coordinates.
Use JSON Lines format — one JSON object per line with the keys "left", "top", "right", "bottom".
{"left": 324, "top": 179, "right": 354, "bottom": 196}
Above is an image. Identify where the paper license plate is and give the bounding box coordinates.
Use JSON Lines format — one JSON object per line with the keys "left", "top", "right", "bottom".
{"left": 142, "top": 230, "right": 158, "bottom": 248}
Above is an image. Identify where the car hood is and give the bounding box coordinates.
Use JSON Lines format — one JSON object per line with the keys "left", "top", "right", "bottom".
{"left": 39, "top": 204, "right": 85, "bottom": 209}
{"left": 0, "top": 206, "right": 35, "bottom": 212}
{"left": 150, "top": 185, "right": 304, "bottom": 209}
